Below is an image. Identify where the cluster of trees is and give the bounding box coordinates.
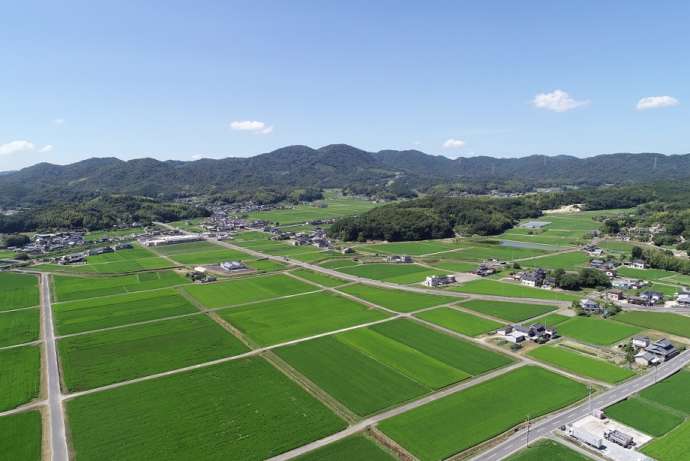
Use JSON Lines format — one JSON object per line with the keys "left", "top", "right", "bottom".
{"left": 552, "top": 268, "right": 611, "bottom": 291}
{"left": 0, "top": 195, "right": 209, "bottom": 233}
{"left": 632, "top": 245, "right": 690, "bottom": 274}
{"left": 329, "top": 195, "right": 542, "bottom": 242}
{"left": 0, "top": 234, "right": 30, "bottom": 248}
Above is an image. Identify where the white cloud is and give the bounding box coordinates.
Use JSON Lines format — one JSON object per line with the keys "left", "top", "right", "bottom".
{"left": 636, "top": 96, "right": 679, "bottom": 110}
{"left": 191, "top": 154, "right": 205, "bottom": 160}
{"left": 532, "top": 89, "right": 589, "bottom": 112}
{"left": 443, "top": 138, "right": 465, "bottom": 149}
{"left": 230, "top": 120, "right": 273, "bottom": 134}
{"left": 52, "top": 118, "right": 65, "bottom": 125}
{"left": 39, "top": 144, "right": 54, "bottom": 153}
{"left": 0, "top": 140, "right": 35, "bottom": 156}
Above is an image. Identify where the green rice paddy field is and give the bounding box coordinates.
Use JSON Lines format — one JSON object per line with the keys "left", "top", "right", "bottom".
{"left": 52, "top": 270, "right": 188, "bottom": 302}
{"left": 505, "top": 439, "right": 590, "bottom": 461}
{"left": 53, "top": 289, "right": 199, "bottom": 335}
{"left": 287, "top": 268, "right": 345, "bottom": 287}
{"left": 337, "top": 263, "right": 448, "bottom": 284}
{"left": 183, "top": 274, "right": 316, "bottom": 308}
{"left": 58, "top": 315, "right": 249, "bottom": 391}
{"left": 245, "top": 196, "right": 375, "bottom": 225}
{"left": 0, "top": 272, "right": 39, "bottom": 311}
{"left": 217, "top": 291, "right": 388, "bottom": 346}
{"left": 379, "top": 366, "right": 588, "bottom": 461}
{"left": 615, "top": 311, "right": 690, "bottom": 338}
{"left": 536, "top": 313, "right": 572, "bottom": 326}
{"left": 639, "top": 370, "right": 690, "bottom": 414}
{"left": 276, "top": 320, "right": 507, "bottom": 416}
{"left": 416, "top": 307, "right": 502, "bottom": 336}
{"left": 357, "top": 240, "right": 456, "bottom": 256}
{"left": 0, "top": 345, "right": 41, "bottom": 411}
{"left": 528, "top": 346, "right": 635, "bottom": 383}
{"left": 0, "top": 411, "right": 42, "bottom": 461}
{"left": 450, "top": 279, "right": 579, "bottom": 301}
{"left": 424, "top": 260, "right": 478, "bottom": 272}
{"left": 459, "top": 299, "right": 557, "bottom": 322}
{"left": 605, "top": 397, "right": 684, "bottom": 437}
{"left": 36, "top": 252, "right": 176, "bottom": 274}
{"left": 0, "top": 307, "right": 40, "bottom": 347}
{"left": 151, "top": 241, "right": 252, "bottom": 265}
{"left": 67, "top": 358, "right": 346, "bottom": 460}
{"left": 337, "top": 284, "right": 456, "bottom": 312}
{"left": 522, "top": 251, "right": 589, "bottom": 270}
{"left": 295, "top": 434, "right": 395, "bottom": 461}
{"left": 557, "top": 317, "right": 641, "bottom": 345}
{"left": 643, "top": 419, "right": 690, "bottom": 461}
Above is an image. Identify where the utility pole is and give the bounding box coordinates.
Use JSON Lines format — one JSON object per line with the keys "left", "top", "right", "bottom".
{"left": 525, "top": 414, "right": 531, "bottom": 448}
{"left": 587, "top": 384, "right": 592, "bottom": 414}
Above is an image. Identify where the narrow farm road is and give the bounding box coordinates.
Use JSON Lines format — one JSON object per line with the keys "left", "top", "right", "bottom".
{"left": 40, "top": 273, "right": 70, "bottom": 461}
{"left": 470, "top": 349, "right": 690, "bottom": 461}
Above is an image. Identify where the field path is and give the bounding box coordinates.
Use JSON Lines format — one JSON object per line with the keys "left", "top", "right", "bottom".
{"left": 40, "top": 273, "right": 69, "bottom": 461}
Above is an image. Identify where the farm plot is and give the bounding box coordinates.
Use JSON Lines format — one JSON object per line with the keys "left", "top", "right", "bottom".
{"left": 152, "top": 241, "right": 252, "bottom": 265}
{"left": 291, "top": 250, "right": 341, "bottom": 263}
{"left": 0, "top": 272, "right": 39, "bottom": 311}
{"left": 372, "top": 320, "right": 512, "bottom": 375}
{"left": 290, "top": 268, "right": 348, "bottom": 287}
{"left": 58, "top": 315, "right": 248, "bottom": 391}
{"left": 0, "top": 345, "right": 41, "bottom": 411}
{"left": 605, "top": 397, "right": 684, "bottom": 437}
{"left": 53, "top": 289, "right": 198, "bottom": 335}
{"left": 615, "top": 311, "right": 690, "bottom": 339}
{"left": 0, "top": 307, "right": 40, "bottom": 347}
{"left": 447, "top": 244, "right": 551, "bottom": 261}
{"left": 319, "top": 259, "right": 360, "bottom": 269}
{"left": 379, "top": 366, "right": 588, "bottom": 461}
{"left": 416, "top": 308, "right": 502, "bottom": 337}
{"left": 522, "top": 251, "right": 590, "bottom": 270}
{"left": 276, "top": 326, "right": 471, "bottom": 416}
{"left": 639, "top": 370, "right": 690, "bottom": 414}
{"left": 459, "top": 299, "right": 556, "bottom": 322}
{"left": 505, "top": 439, "right": 591, "bottom": 460}
{"left": 245, "top": 196, "right": 375, "bottom": 225}
{"left": 0, "top": 411, "right": 42, "bottom": 461}
{"left": 528, "top": 346, "right": 635, "bottom": 384}
{"left": 557, "top": 317, "right": 641, "bottom": 345}
{"left": 295, "top": 434, "right": 395, "bottom": 461}
{"left": 357, "top": 241, "right": 457, "bottom": 256}
{"left": 66, "top": 358, "right": 346, "bottom": 460}
{"left": 183, "top": 274, "right": 316, "bottom": 308}
{"left": 78, "top": 247, "right": 177, "bottom": 273}
{"left": 218, "top": 291, "right": 388, "bottom": 346}
{"left": 337, "top": 284, "right": 456, "bottom": 312}
{"left": 450, "top": 279, "right": 579, "bottom": 301}
{"left": 52, "top": 270, "right": 188, "bottom": 302}
{"left": 642, "top": 419, "right": 690, "bottom": 461}
{"left": 424, "top": 260, "right": 478, "bottom": 273}
{"left": 535, "top": 313, "right": 572, "bottom": 326}
{"left": 244, "top": 259, "right": 287, "bottom": 272}
{"left": 338, "top": 263, "right": 448, "bottom": 284}
{"left": 617, "top": 267, "right": 681, "bottom": 281}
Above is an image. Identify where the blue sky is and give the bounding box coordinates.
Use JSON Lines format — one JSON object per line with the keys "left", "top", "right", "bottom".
{"left": 1, "top": 1, "right": 688, "bottom": 171}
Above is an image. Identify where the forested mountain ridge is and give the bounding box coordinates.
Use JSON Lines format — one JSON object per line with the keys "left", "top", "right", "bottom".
{"left": 2, "top": 144, "right": 689, "bottom": 207}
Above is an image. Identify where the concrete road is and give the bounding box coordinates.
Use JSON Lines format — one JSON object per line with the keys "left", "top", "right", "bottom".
{"left": 40, "top": 273, "right": 69, "bottom": 461}
{"left": 470, "top": 349, "right": 690, "bottom": 461}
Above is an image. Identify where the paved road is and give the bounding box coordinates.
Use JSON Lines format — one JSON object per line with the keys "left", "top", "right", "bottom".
{"left": 469, "top": 349, "right": 690, "bottom": 461}
{"left": 40, "top": 273, "right": 69, "bottom": 461}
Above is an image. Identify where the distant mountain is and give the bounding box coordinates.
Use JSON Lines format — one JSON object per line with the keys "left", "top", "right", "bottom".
{"left": 1, "top": 144, "right": 689, "bottom": 206}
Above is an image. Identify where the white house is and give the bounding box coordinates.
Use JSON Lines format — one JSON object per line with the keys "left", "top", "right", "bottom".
{"left": 424, "top": 275, "right": 456, "bottom": 287}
